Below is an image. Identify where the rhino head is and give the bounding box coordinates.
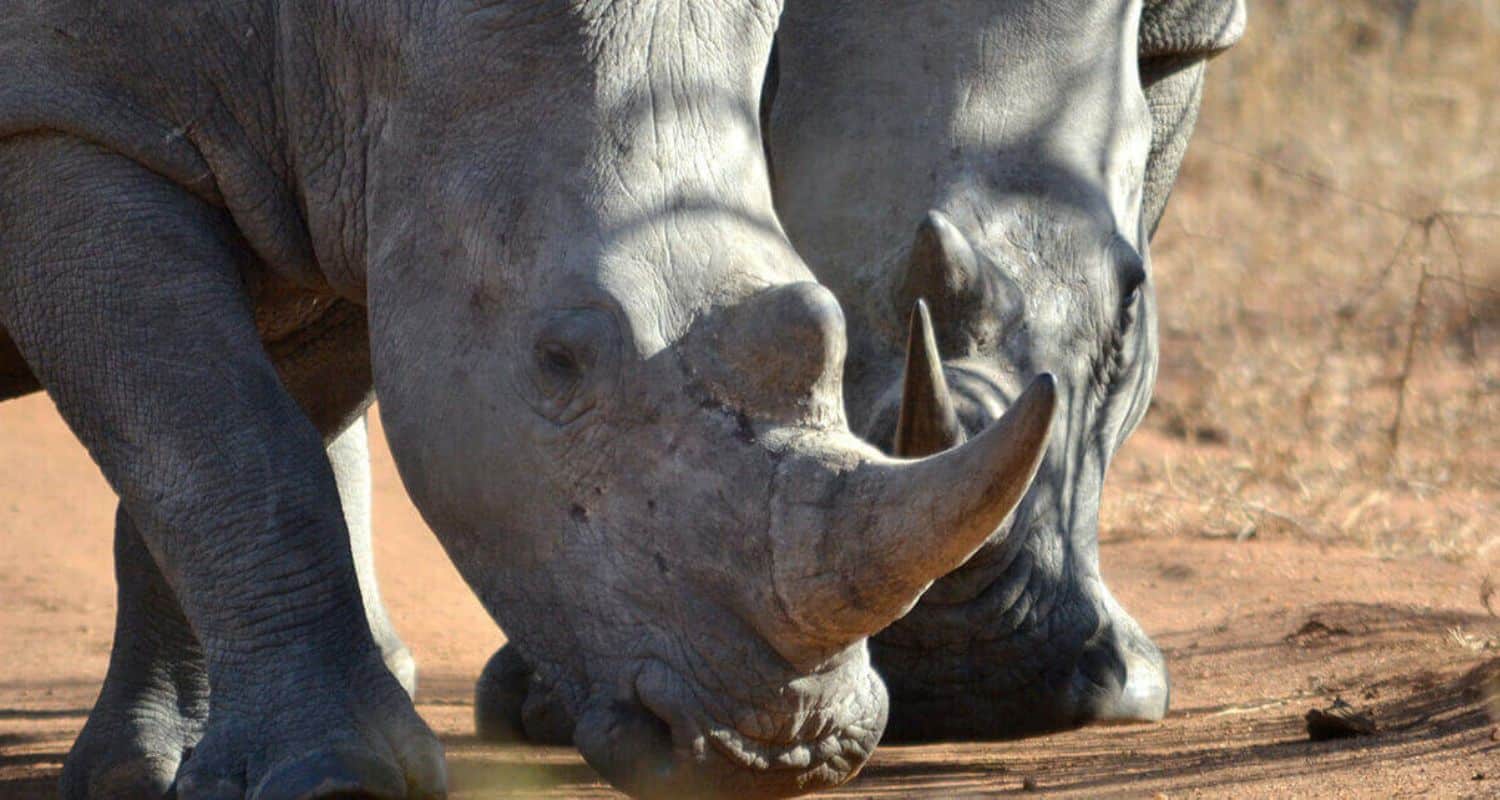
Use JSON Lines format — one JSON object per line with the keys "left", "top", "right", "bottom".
{"left": 766, "top": 0, "right": 1244, "bottom": 739}
{"left": 357, "top": 2, "right": 1052, "bottom": 796}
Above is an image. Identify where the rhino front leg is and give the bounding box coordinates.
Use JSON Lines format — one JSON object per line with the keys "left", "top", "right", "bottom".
{"left": 0, "top": 134, "right": 443, "bottom": 799}
{"left": 61, "top": 507, "right": 210, "bottom": 800}
{"left": 260, "top": 290, "right": 415, "bottom": 700}
{"left": 328, "top": 416, "right": 416, "bottom": 698}
{"left": 63, "top": 417, "right": 412, "bottom": 799}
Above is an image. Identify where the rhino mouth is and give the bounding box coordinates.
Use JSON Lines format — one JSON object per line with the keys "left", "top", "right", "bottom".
{"left": 573, "top": 655, "right": 886, "bottom": 800}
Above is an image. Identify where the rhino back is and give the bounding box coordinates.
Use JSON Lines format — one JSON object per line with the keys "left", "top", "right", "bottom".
{"left": 0, "top": 1, "right": 327, "bottom": 290}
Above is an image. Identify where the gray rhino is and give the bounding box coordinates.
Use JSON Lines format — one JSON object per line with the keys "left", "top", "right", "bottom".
{"left": 761, "top": 0, "right": 1246, "bottom": 739}
{"left": 0, "top": 1, "right": 1055, "bottom": 799}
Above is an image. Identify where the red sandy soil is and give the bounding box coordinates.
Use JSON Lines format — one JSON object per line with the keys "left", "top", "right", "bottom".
{"left": 3, "top": 392, "right": 1496, "bottom": 798}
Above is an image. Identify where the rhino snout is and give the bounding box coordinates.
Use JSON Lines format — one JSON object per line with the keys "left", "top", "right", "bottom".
{"left": 572, "top": 660, "right": 885, "bottom": 800}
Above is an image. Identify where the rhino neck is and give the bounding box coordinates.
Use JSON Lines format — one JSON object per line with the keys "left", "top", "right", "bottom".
{"left": 360, "top": 0, "right": 798, "bottom": 351}
{"left": 269, "top": 0, "right": 415, "bottom": 303}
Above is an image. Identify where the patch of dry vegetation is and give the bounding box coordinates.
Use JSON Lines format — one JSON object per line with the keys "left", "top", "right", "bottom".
{"left": 1105, "top": 0, "right": 1499, "bottom": 567}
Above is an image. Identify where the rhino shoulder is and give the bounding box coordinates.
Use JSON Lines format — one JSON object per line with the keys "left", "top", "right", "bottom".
{"left": 0, "top": 10, "right": 221, "bottom": 204}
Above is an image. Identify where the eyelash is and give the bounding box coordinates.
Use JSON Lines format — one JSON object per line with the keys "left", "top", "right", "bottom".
{"left": 1091, "top": 290, "right": 1138, "bottom": 398}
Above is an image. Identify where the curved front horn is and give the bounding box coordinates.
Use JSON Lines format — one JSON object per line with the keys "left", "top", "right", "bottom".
{"left": 770, "top": 374, "right": 1057, "bottom": 655}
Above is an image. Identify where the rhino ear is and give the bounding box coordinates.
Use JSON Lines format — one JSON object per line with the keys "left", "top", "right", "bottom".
{"left": 1136, "top": 0, "right": 1245, "bottom": 239}
{"left": 1138, "top": 0, "right": 1246, "bottom": 62}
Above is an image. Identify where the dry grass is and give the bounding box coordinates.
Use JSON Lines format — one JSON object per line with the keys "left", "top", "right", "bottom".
{"left": 1103, "top": 0, "right": 1499, "bottom": 566}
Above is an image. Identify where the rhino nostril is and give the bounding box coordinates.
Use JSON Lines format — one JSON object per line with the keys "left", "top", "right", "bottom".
{"left": 1077, "top": 631, "right": 1130, "bottom": 694}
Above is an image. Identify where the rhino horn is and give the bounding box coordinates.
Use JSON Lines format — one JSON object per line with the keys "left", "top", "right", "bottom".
{"left": 773, "top": 374, "right": 1056, "bottom": 653}
{"left": 693, "top": 281, "right": 847, "bottom": 426}
{"left": 898, "top": 210, "right": 979, "bottom": 320}
{"left": 894, "top": 300, "right": 967, "bottom": 458}
{"left": 850, "top": 373, "right": 1054, "bottom": 629}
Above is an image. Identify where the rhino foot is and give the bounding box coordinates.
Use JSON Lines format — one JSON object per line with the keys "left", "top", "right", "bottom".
{"left": 62, "top": 696, "right": 204, "bottom": 800}
{"left": 173, "top": 656, "right": 445, "bottom": 800}
{"left": 63, "top": 508, "right": 211, "bottom": 800}
{"left": 474, "top": 643, "right": 574, "bottom": 745}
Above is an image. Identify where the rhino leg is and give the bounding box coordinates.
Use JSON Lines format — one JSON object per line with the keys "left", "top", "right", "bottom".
{"left": 61, "top": 507, "right": 210, "bottom": 800}
{"left": 255, "top": 288, "right": 416, "bottom": 699}
{"left": 474, "top": 643, "right": 574, "bottom": 745}
{"left": 327, "top": 417, "right": 417, "bottom": 698}
{"left": 61, "top": 424, "right": 415, "bottom": 800}
{"left": 0, "top": 134, "right": 443, "bottom": 799}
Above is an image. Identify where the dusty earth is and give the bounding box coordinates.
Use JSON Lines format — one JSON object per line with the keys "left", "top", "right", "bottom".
{"left": 2, "top": 394, "right": 1496, "bottom": 798}
{"left": 4, "top": 2, "right": 1499, "bottom": 798}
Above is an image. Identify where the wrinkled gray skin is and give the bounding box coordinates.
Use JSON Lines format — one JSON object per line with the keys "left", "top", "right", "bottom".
{"left": 0, "top": 2, "right": 1058, "bottom": 798}
{"left": 757, "top": 0, "right": 1246, "bottom": 740}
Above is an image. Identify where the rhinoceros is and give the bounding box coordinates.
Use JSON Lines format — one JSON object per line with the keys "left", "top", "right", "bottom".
{"left": 760, "top": 0, "right": 1245, "bottom": 739}
{"left": 0, "top": 1, "right": 1056, "bottom": 798}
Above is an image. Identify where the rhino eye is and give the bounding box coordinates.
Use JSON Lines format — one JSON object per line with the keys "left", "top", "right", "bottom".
{"left": 533, "top": 335, "right": 594, "bottom": 399}
{"left": 1113, "top": 238, "right": 1146, "bottom": 330}
{"left": 527, "top": 308, "right": 619, "bottom": 421}
{"left": 536, "top": 341, "right": 584, "bottom": 381}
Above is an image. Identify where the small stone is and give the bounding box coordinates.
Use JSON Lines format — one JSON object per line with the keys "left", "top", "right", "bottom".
{"left": 1021, "top": 776, "right": 1038, "bottom": 791}
{"left": 1473, "top": 773, "right": 1486, "bottom": 781}
{"left": 1305, "top": 698, "right": 1378, "bottom": 740}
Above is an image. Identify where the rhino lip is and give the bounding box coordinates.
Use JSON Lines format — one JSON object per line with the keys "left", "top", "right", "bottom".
{"left": 621, "top": 656, "right": 883, "bottom": 781}
{"left": 695, "top": 696, "right": 878, "bottom": 778}
{"left": 573, "top": 655, "right": 884, "bottom": 800}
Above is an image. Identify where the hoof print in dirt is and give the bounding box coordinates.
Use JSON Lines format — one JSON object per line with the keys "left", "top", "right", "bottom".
{"left": 1305, "top": 698, "right": 1378, "bottom": 740}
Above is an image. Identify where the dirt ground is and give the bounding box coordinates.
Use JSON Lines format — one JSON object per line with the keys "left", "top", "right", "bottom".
{"left": 2, "top": 394, "right": 1496, "bottom": 798}
{"left": 3, "top": 3, "right": 1499, "bottom": 797}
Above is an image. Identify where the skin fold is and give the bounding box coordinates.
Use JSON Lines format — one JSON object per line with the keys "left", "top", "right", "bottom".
{"left": 761, "top": 0, "right": 1245, "bottom": 740}
{"left": 1, "top": 2, "right": 1060, "bottom": 798}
